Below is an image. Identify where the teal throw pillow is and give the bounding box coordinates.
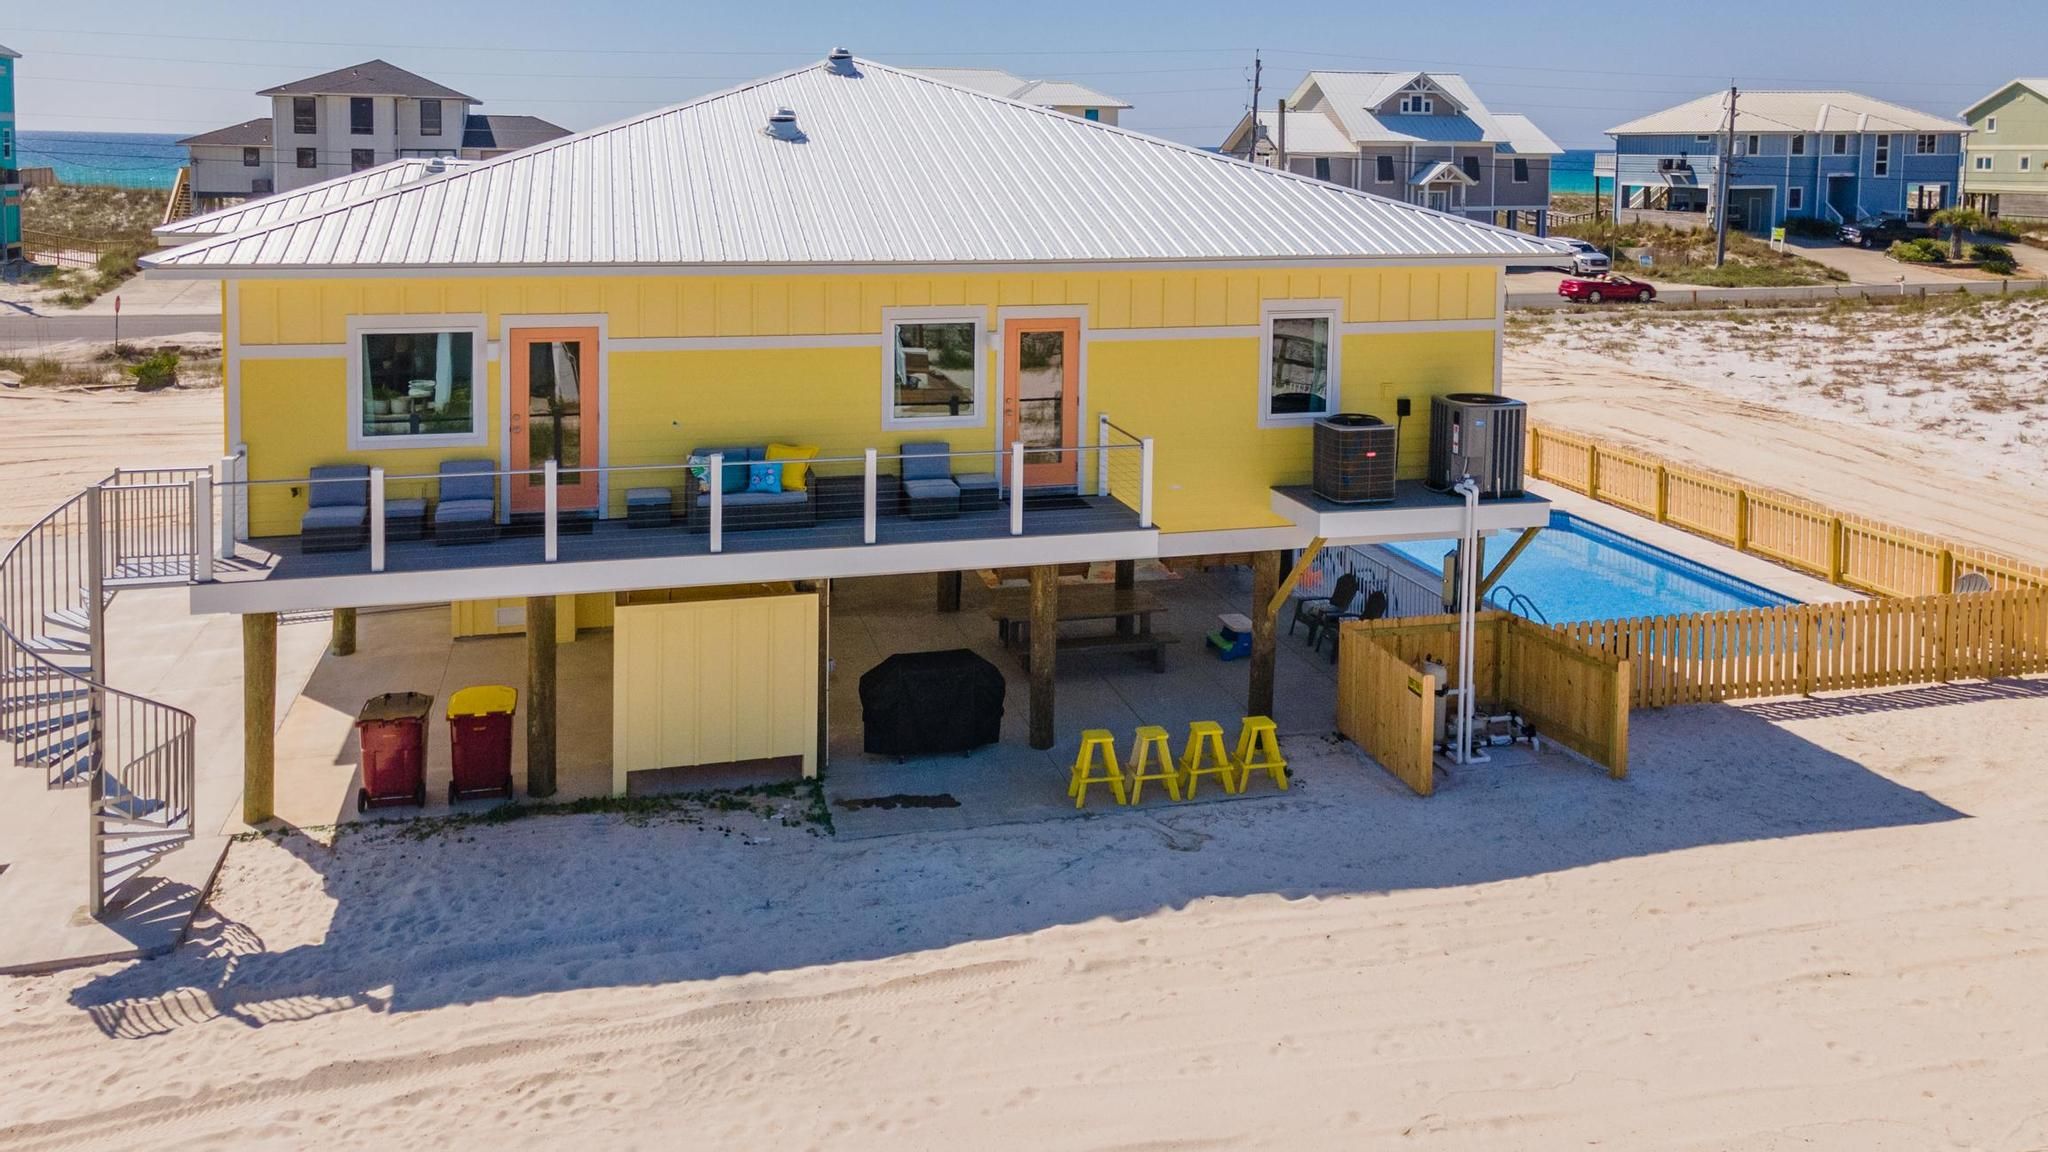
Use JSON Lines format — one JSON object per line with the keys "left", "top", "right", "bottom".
{"left": 746, "top": 462, "right": 783, "bottom": 494}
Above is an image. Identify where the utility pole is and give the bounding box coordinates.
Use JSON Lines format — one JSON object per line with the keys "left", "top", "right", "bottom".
{"left": 1248, "top": 51, "right": 1262, "bottom": 161}
{"left": 1715, "top": 83, "right": 1738, "bottom": 267}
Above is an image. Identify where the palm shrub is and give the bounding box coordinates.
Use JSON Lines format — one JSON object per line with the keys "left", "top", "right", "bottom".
{"left": 1889, "top": 238, "right": 1947, "bottom": 264}
{"left": 1970, "top": 243, "right": 2018, "bottom": 275}
{"left": 1929, "top": 207, "right": 1991, "bottom": 260}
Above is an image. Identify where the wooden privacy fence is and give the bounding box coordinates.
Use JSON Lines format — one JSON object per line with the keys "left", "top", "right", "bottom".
{"left": 1527, "top": 425, "right": 2048, "bottom": 597}
{"left": 1336, "top": 612, "right": 1630, "bottom": 793}
{"left": 1557, "top": 588, "right": 2048, "bottom": 707}
{"left": 1335, "top": 636, "right": 1438, "bottom": 796}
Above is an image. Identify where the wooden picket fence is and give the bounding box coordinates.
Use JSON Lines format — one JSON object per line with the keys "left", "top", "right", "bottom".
{"left": 1337, "top": 612, "right": 1630, "bottom": 790}
{"left": 1526, "top": 425, "right": 2048, "bottom": 598}
{"left": 1555, "top": 588, "right": 2048, "bottom": 707}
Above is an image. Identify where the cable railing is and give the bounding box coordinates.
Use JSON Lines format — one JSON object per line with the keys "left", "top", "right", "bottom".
{"left": 1, "top": 476, "right": 204, "bottom": 918}
{"left": 212, "top": 429, "right": 1156, "bottom": 574}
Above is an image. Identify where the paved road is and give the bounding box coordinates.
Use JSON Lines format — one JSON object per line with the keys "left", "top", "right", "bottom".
{"left": 1783, "top": 236, "right": 1969, "bottom": 286}
{"left": 0, "top": 312, "right": 219, "bottom": 350}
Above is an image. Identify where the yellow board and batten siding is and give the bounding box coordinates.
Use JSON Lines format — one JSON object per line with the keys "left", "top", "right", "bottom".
{"left": 233, "top": 266, "right": 1499, "bottom": 538}
{"left": 610, "top": 589, "right": 820, "bottom": 788}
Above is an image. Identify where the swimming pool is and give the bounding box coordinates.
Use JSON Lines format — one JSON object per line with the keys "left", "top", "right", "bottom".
{"left": 1379, "top": 512, "right": 1793, "bottom": 624}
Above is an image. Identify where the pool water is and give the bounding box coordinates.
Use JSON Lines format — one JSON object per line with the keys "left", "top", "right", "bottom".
{"left": 1381, "top": 512, "right": 1793, "bottom": 624}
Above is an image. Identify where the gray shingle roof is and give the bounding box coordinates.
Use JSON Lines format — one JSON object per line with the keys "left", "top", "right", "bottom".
{"left": 177, "top": 117, "right": 274, "bottom": 148}
{"left": 461, "top": 114, "right": 571, "bottom": 152}
{"left": 147, "top": 57, "right": 1568, "bottom": 273}
{"left": 257, "top": 59, "right": 475, "bottom": 102}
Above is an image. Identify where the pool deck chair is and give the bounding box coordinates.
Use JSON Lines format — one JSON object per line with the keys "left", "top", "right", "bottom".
{"left": 433, "top": 459, "right": 499, "bottom": 546}
{"left": 300, "top": 464, "right": 371, "bottom": 553}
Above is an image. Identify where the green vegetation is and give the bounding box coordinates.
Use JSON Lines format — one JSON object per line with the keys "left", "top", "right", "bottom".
{"left": 1928, "top": 206, "right": 1992, "bottom": 261}
{"left": 20, "top": 185, "right": 167, "bottom": 239}
{"left": 1550, "top": 219, "right": 1846, "bottom": 287}
{"left": 124, "top": 350, "right": 181, "bottom": 390}
{"left": 1970, "top": 243, "right": 2018, "bottom": 276}
{"left": 1889, "top": 238, "right": 1947, "bottom": 264}
{"left": 49, "top": 240, "right": 155, "bottom": 308}
{"left": 0, "top": 355, "right": 96, "bottom": 387}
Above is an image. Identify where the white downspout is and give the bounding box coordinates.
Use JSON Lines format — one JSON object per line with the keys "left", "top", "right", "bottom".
{"left": 1453, "top": 476, "right": 1481, "bottom": 766}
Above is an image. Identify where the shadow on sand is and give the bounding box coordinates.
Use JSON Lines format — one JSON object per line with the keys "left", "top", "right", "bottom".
{"left": 67, "top": 693, "right": 1967, "bottom": 1039}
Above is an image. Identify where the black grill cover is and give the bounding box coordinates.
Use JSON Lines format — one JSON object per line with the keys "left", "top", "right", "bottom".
{"left": 858, "top": 648, "right": 1006, "bottom": 756}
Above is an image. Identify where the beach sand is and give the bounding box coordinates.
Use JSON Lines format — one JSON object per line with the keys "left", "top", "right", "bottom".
{"left": 0, "top": 386, "right": 222, "bottom": 537}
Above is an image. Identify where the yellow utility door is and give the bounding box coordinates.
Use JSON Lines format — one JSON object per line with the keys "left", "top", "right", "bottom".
{"left": 611, "top": 591, "right": 819, "bottom": 792}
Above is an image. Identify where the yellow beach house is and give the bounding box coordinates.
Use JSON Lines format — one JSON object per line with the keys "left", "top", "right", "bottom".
{"left": 11, "top": 52, "right": 1565, "bottom": 913}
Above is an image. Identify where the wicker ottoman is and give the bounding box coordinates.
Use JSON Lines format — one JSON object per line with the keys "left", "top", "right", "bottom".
{"left": 626, "top": 487, "right": 674, "bottom": 529}
{"left": 955, "top": 472, "right": 999, "bottom": 513}
{"left": 384, "top": 498, "right": 427, "bottom": 542}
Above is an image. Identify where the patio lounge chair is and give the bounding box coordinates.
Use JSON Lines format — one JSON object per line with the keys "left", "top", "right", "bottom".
{"left": 300, "top": 464, "right": 370, "bottom": 553}
{"left": 898, "top": 442, "right": 966, "bottom": 520}
{"left": 1290, "top": 571, "right": 1358, "bottom": 642}
{"left": 433, "top": 459, "right": 499, "bottom": 545}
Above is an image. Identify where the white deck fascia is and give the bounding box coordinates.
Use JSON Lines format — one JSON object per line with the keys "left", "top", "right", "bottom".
{"left": 1270, "top": 488, "right": 1552, "bottom": 545}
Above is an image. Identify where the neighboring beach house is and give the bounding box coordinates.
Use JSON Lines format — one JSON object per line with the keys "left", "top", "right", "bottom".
{"left": 1960, "top": 79, "right": 2048, "bottom": 221}
{"left": 1, "top": 44, "right": 20, "bottom": 264}
{"left": 910, "top": 68, "right": 1129, "bottom": 124}
{"left": 33, "top": 54, "right": 1562, "bottom": 912}
{"left": 1219, "top": 72, "right": 1563, "bottom": 235}
{"left": 176, "top": 60, "right": 568, "bottom": 213}
{"left": 1609, "top": 90, "right": 1967, "bottom": 233}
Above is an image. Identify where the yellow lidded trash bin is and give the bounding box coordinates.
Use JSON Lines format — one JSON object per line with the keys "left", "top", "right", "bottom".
{"left": 447, "top": 685, "right": 517, "bottom": 804}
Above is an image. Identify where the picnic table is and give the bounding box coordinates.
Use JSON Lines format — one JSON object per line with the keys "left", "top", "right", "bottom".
{"left": 985, "top": 583, "right": 1173, "bottom": 672}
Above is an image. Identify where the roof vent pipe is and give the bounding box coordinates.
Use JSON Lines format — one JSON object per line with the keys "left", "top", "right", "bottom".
{"left": 826, "top": 48, "right": 858, "bottom": 76}
{"left": 764, "top": 107, "right": 806, "bottom": 142}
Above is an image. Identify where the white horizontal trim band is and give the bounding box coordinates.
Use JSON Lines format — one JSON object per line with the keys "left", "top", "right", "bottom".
{"left": 236, "top": 343, "right": 343, "bottom": 360}
{"left": 612, "top": 333, "right": 877, "bottom": 352}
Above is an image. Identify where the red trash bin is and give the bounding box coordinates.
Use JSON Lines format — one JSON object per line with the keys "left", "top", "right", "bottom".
{"left": 356, "top": 692, "right": 433, "bottom": 812}
{"left": 446, "top": 685, "right": 517, "bottom": 804}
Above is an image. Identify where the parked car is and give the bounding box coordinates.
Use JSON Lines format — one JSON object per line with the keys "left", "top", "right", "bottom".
{"left": 1558, "top": 274, "right": 1656, "bottom": 304}
{"left": 1558, "top": 238, "right": 1611, "bottom": 275}
{"left": 1839, "top": 216, "right": 1919, "bottom": 249}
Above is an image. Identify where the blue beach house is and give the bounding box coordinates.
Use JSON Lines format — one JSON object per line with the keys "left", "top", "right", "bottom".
{"left": 1, "top": 44, "right": 19, "bottom": 264}
{"left": 1609, "top": 90, "right": 1968, "bottom": 233}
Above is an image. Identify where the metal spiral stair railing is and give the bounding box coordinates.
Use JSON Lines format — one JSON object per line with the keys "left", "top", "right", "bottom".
{"left": 2, "top": 470, "right": 208, "bottom": 916}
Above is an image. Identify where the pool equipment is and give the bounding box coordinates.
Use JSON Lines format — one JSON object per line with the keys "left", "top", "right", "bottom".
{"left": 1428, "top": 393, "right": 1527, "bottom": 498}
{"left": 1312, "top": 413, "right": 1398, "bottom": 503}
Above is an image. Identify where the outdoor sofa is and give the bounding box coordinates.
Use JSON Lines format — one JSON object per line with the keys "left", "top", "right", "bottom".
{"left": 433, "top": 459, "right": 499, "bottom": 546}
{"left": 680, "top": 445, "right": 817, "bottom": 532}
{"left": 300, "top": 464, "right": 371, "bottom": 553}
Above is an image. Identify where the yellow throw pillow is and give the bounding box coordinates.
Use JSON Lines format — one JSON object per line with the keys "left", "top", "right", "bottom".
{"left": 765, "top": 443, "right": 820, "bottom": 492}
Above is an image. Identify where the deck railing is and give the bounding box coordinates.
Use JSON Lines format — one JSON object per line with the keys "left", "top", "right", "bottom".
{"left": 218, "top": 428, "right": 1156, "bottom": 569}
{"left": 1526, "top": 424, "right": 2048, "bottom": 598}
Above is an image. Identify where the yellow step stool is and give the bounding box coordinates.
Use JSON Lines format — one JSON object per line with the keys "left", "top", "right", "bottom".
{"left": 1069, "top": 729, "right": 1127, "bottom": 808}
{"left": 1233, "top": 716, "right": 1288, "bottom": 791}
{"left": 1126, "top": 725, "right": 1181, "bottom": 804}
{"left": 1180, "top": 720, "right": 1239, "bottom": 798}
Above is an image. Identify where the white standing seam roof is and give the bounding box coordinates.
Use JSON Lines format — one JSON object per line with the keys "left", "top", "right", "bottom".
{"left": 1960, "top": 78, "right": 2048, "bottom": 118}
{"left": 153, "top": 158, "right": 469, "bottom": 241}
{"left": 1609, "top": 90, "right": 1965, "bottom": 137}
{"left": 144, "top": 57, "right": 1569, "bottom": 274}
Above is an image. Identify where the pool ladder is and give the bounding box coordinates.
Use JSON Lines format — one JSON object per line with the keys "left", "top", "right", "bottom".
{"left": 1485, "top": 584, "right": 1550, "bottom": 625}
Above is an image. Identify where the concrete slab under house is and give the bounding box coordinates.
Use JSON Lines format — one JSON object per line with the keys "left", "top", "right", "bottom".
{"left": 3, "top": 51, "right": 1576, "bottom": 944}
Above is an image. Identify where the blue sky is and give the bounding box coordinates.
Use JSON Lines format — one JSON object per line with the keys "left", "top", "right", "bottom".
{"left": 9, "top": 0, "right": 2047, "bottom": 153}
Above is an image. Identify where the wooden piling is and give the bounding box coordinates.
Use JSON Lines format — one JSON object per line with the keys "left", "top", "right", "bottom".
{"left": 1029, "top": 564, "right": 1057, "bottom": 750}
{"left": 525, "top": 596, "right": 557, "bottom": 798}
{"left": 329, "top": 607, "right": 357, "bottom": 656}
{"left": 241, "top": 611, "right": 277, "bottom": 825}
{"left": 1249, "top": 550, "right": 1281, "bottom": 717}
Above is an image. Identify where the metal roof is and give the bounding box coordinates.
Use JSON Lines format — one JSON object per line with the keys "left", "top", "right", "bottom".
{"left": 146, "top": 56, "right": 1568, "bottom": 274}
{"left": 0, "top": 44, "right": 20, "bottom": 59}
{"left": 1225, "top": 108, "right": 1356, "bottom": 156}
{"left": 154, "top": 157, "right": 468, "bottom": 241}
{"left": 1610, "top": 90, "right": 1964, "bottom": 137}
{"left": 1491, "top": 114, "right": 1562, "bottom": 157}
{"left": 1285, "top": 71, "right": 1559, "bottom": 154}
{"left": 257, "top": 59, "right": 475, "bottom": 102}
{"left": 178, "top": 116, "right": 274, "bottom": 148}
{"left": 1961, "top": 78, "right": 2048, "bottom": 118}
{"left": 911, "top": 67, "right": 1129, "bottom": 110}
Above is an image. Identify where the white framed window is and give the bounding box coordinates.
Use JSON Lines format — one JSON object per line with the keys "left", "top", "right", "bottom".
{"left": 1976, "top": 154, "right": 1994, "bottom": 171}
{"left": 1744, "top": 134, "right": 1760, "bottom": 156}
{"left": 2024, "top": 156, "right": 2035, "bottom": 173}
{"left": 1832, "top": 133, "right": 1849, "bottom": 155}
{"left": 1874, "top": 135, "right": 1891, "bottom": 177}
{"left": 345, "top": 315, "right": 489, "bottom": 450}
{"left": 1787, "top": 186, "right": 1803, "bottom": 211}
{"left": 1400, "top": 95, "right": 1433, "bottom": 114}
{"left": 1695, "top": 134, "right": 1713, "bottom": 145}
{"left": 1916, "top": 133, "right": 1937, "bottom": 155}
{"left": 1790, "top": 134, "right": 1806, "bottom": 156}
{"left": 1258, "top": 301, "right": 1341, "bottom": 427}
{"left": 1987, "top": 116, "right": 1998, "bottom": 134}
{"left": 1375, "top": 154, "right": 1396, "bottom": 183}
{"left": 882, "top": 307, "right": 986, "bottom": 430}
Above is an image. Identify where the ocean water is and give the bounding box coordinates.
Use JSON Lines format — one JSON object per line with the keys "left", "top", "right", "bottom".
{"left": 16, "top": 132, "right": 185, "bottom": 189}
{"left": 1552, "top": 148, "right": 1609, "bottom": 197}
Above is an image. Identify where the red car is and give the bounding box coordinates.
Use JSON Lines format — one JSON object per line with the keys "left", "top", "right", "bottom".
{"left": 1558, "top": 273, "right": 1657, "bottom": 304}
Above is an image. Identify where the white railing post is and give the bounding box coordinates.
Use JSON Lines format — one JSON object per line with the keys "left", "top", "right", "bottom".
{"left": 862, "top": 448, "right": 878, "bottom": 545}
{"left": 369, "top": 467, "right": 386, "bottom": 573}
{"left": 216, "top": 455, "right": 237, "bottom": 560}
{"left": 543, "top": 459, "right": 559, "bottom": 562}
{"left": 708, "top": 453, "right": 724, "bottom": 553}
{"left": 191, "top": 473, "right": 214, "bottom": 583}
{"left": 1010, "top": 441, "right": 1025, "bottom": 537}
{"left": 234, "top": 447, "right": 250, "bottom": 544}
{"left": 1096, "top": 413, "right": 1111, "bottom": 496}
{"left": 1139, "top": 437, "right": 1155, "bottom": 529}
